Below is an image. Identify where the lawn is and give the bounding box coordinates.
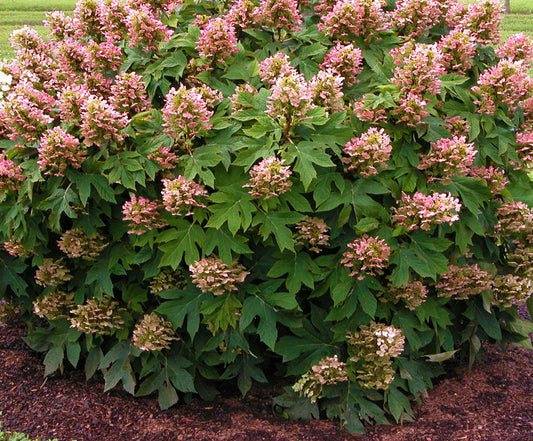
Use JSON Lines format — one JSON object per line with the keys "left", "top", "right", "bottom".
{"left": 0, "top": 0, "right": 76, "bottom": 59}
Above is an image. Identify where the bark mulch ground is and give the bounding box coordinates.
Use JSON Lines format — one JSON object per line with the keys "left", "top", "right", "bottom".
{"left": 0, "top": 321, "right": 532, "bottom": 441}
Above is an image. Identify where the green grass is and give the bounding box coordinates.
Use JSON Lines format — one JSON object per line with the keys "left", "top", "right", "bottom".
{"left": 0, "top": 0, "right": 77, "bottom": 11}
{"left": 461, "top": 0, "right": 533, "bottom": 14}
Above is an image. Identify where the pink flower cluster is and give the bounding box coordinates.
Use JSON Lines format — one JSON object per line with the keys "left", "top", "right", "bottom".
{"left": 37, "top": 127, "right": 85, "bottom": 177}
{"left": 391, "top": 0, "right": 443, "bottom": 38}
{"left": 148, "top": 146, "right": 180, "bottom": 174}
{"left": 318, "top": 0, "right": 388, "bottom": 41}
{"left": 381, "top": 280, "right": 428, "bottom": 310}
{"left": 227, "top": 0, "right": 257, "bottom": 30}
{"left": 161, "top": 84, "right": 214, "bottom": 142}
{"left": 256, "top": 0, "right": 303, "bottom": 32}
{"left": 3, "top": 239, "right": 32, "bottom": 258}
{"left": 515, "top": 131, "right": 533, "bottom": 170}
{"left": 472, "top": 59, "right": 533, "bottom": 115}
{"left": 308, "top": 70, "right": 344, "bottom": 114}
{"left": 124, "top": 4, "right": 174, "bottom": 50}
{"left": 443, "top": 116, "right": 471, "bottom": 137}
{"left": 418, "top": 136, "right": 477, "bottom": 180}
{"left": 266, "top": 73, "right": 314, "bottom": 128}
{"left": 320, "top": 42, "right": 363, "bottom": 87}
{"left": 259, "top": 53, "right": 297, "bottom": 85}
{"left": 439, "top": 29, "right": 478, "bottom": 74}
{"left": 0, "top": 154, "right": 25, "bottom": 193}
{"left": 468, "top": 166, "right": 508, "bottom": 194}
{"left": 496, "top": 33, "right": 533, "bottom": 64}
{"left": 390, "top": 92, "right": 430, "bottom": 126}
{"left": 494, "top": 201, "right": 533, "bottom": 240}
{"left": 80, "top": 96, "right": 130, "bottom": 147}
{"left": 243, "top": 156, "right": 293, "bottom": 199}
{"left": 58, "top": 84, "right": 92, "bottom": 124}
{"left": 229, "top": 83, "right": 258, "bottom": 114}
{"left": 109, "top": 71, "right": 151, "bottom": 116}
{"left": 352, "top": 96, "right": 387, "bottom": 123}
{"left": 452, "top": 0, "right": 502, "bottom": 46}
{"left": 341, "top": 235, "right": 391, "bottom": 279}
{"left": 391, "top": 42, "right": 446, "bottom": 96}
{"left": 161, "top": 176, "right": 208, "bottom": 215}
{"left": 435, "top": 264, "right": 493, "bottom": 299}
{"left": 189, "top": 256, "right": 249, "bottom": 295}
{"left": 196, "top": 17, "right": 240, "bottom": 64}
{"left": 122, "top": 196, "right": 168, "bottom": 235}
{"left": 392, "top": 192, "right": 461, "bottom": 231}
{"left": 343, "top": 127, "right": 392, "bottom": 176}
{"left": 293, "top": 216, "right": 330, "bottom": 253}
{"left": 0, "top": 80, "right": 56, "bottom": 142}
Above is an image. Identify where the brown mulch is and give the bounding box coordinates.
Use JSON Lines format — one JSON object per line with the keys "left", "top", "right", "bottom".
{"left": 0, "top": 322, "right": 532, "bottom": 441}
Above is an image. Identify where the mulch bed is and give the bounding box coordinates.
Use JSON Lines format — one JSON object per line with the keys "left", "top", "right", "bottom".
{"left": 0, "top": 321, "right": 532, "bottom": 441}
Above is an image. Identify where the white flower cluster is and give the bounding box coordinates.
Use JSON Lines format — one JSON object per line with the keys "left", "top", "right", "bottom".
{"left": 0, "top": 69, "right": 13, "bottom": 100}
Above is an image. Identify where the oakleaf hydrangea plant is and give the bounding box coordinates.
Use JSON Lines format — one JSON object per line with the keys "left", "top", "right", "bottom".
{"left": 1, "top": 0, "right": 533, "bottom": 434}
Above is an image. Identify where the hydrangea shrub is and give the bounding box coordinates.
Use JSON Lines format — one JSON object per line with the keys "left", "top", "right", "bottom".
{"left": 1, "top": 0, "right": 533, "bottom": 432}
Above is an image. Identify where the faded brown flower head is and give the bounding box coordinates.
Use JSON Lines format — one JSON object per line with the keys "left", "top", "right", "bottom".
{"left": 69, "top": 296, "right": 127, "bottom": 335}
{"left": 492, "top": 274, "right": 533, "bottom": 308}
{"left": 149, "top": 268, "right": 188, "bottom": 295}
{"left": 379, "top": 279, "right": 428, "bottom": 310}
{"left": 33, "top": 290, "right": 75, "bottom": 320}
{"left": 35, "top": 258, "right": 73, "bottom": 287}
{"left": 132, "top": 312, "right": 177, "bottom": 351}
{"left": 189, "top": 256, "right": 249, "bottom": 295}
{"left": 293, "top": 216, "right": 330, "bottom": 253}
{"left": 293, "top": 355, "right": 348, "bottom": 402}
{"left": 57, "top": 227, "right": 108, "bottom": 260}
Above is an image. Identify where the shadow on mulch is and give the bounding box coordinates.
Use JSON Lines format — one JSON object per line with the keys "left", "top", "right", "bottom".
{"left": 0, "top": 322, "right": 532, "bottom": 441}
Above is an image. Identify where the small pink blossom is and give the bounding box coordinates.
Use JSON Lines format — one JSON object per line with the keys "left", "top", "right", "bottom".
{"left": 439, "top": 29, "right": 478, "bottom": 74}
{"left": 391, "top": 0, "right": 443, "bottom": 38}
{"left": 390, "top": 92, "right": 430, "bottom": 126}
{"left": 189, "top": 256, "right": 249, "bottom": 295}
{"left": 58, "top": 83, "right": 92, "bottom": 124}
{"left": 343, "top": 127, "right": 392, "bottom": 176}
{"left": 161, "top": 85, "right": 213, "bottom": 142}
{"left": 37, "top": 127, "right": 85, "bottom": 176}
{"left": 308, "top": 70, "right": 344, "bottom": 113}
{"left": 453, "top": 0, "right": 502, "bottom": 46}
{"left": 392, "top": 192, "right": 462, "bottom": 231}
{"left": 0, "top": 154, "right": 25, "bottom": 193}
{"left": 515, "top": 131, "right": 533, "bottom": 170}
{"left": 341, "top": 235, "right": 391, "bottom": 279}
{"left": 243, "top": 156, "right": 293, "bottom": 199}
{"left": 125, "top": 4, "right": 174, "bottom": 51}
{"left": 467, "top": 166, "right": 508, "bottom": 194}
{"left": 259, "top": 53, "right": 297, "bottom": 86}
{"left": 472, "top": 59, "right": 533, "bottom": 115}
{"left": 227, "top": 0, "right": 256, "bottom": 30}
{"left": 109, "top": 71, "right": 151, "bottom": 116}
{"left": 161, "top": 176, "right": 208, "bottom": 215}
{"left": 436, "top": 264, "right": 493, "bottom": 299}
{"left": 319, "top": 0, "right": 388, "bottom": 41}
{"left": 391, "top": 42, "right": 446, "bottom": 96}
{"left": 80, "top": 96, "right": 130, "bottom": 147}
{"left": 0, "top": 80, "right": 56, "bottom": 142}
{"left": 266, "top": 73, "right": 314, "bottom": 128}
{"left": 122, "top": 196, "right": 168, "bottom": 235}
{"left": 418, "top": 136, "right": 478, "bottom": 180}
{"left": 256, "top": 0, "right": 303, "bottom": 32}
{"left": 496, "top": 33, "right": 533, "bottom": 64}
{"left": 196, "top": 17, "right": 240, "bottom": 64}
{"left": 293, "top": 216, "right": 330, "bottom": 253}
{"left": 320, "top": 42, "right": 363, "bottom": 87}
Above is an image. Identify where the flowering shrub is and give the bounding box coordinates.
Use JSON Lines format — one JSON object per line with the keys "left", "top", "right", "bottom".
{"left": 1, "top": 0, "right": 533, "bottom": 433}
